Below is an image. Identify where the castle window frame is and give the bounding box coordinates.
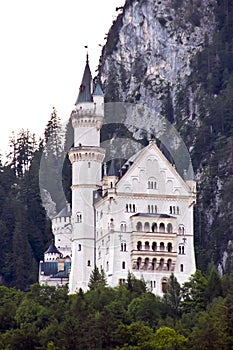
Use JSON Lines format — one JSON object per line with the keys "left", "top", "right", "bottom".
{"left": 122, "top": 261, "right": 126, "bottom": 269}
{"left": 136, "top": 221, "right": 142, "bottom": 231}
{"left": 137, "top": 241, "right": 142, "bottom": 251}
{"left": 179, "top": 244, "right": 185, "bottom": 255}
{"left": 167, "top": 223, "right": 173, "bottom": 234}
{"left": 76, "top": 213, "right": 82, "bottom": 223}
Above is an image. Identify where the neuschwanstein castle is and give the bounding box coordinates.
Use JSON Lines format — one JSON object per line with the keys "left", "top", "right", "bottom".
{"left": 39, "top": 57, "right": 196, "bottom": 295}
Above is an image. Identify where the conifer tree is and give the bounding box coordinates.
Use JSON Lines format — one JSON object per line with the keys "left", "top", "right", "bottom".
{"left": 88, "top": 266, "right": 107, "bottom": 290}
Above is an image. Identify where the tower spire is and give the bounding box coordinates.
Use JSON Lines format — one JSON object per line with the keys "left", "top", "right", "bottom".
{"left": 75, "top": 52, "right": 92, "bottom": 105}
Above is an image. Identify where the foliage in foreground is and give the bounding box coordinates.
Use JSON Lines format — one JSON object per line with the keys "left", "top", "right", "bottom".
{"left": 0, "top": 270, "right": 233, "bottom": 350}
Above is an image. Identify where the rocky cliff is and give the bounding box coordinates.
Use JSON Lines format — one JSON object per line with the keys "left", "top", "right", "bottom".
{"left": 99, "top": 0, "right": 233, "bottom": 272}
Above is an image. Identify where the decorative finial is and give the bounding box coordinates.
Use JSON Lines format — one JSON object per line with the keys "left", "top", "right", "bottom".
{"left": 84, "top": 45, "right": 89, "bottom": 63}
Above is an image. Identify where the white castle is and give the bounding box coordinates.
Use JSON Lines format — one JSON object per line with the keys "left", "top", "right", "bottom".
{"left": 39, "top": 57, "right": 196, "bottom": 295}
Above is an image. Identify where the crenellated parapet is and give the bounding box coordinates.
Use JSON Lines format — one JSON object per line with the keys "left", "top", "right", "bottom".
{"left": 71, "top": 105, "right": 104, "bottom": 130}
{"left": 69, "top": 146, "right": 105, "bottom": 164}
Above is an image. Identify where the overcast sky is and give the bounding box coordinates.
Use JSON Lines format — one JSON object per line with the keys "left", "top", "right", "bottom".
{"left": 0, "top": 0, "right": 124, "bottom": 158}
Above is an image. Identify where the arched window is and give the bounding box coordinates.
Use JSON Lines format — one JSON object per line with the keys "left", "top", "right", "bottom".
{"left": 136, "top": 222, "right": 142, "bottom": 231}
{"left": 120, "top": 223, "right": 126, "bottom": 232}
{"left": 87, "top": 260, "right": 91, "bottom": 267}
{"left": 159, "top": 258, "right": 164, "bottom": 270}
{"left": 152, "top": 223, "right": 157, "bottom": 232}
{"left": 160, "top": 242, "right": 165, "bottom": 251}
{"left": 159, "top": 223, "right": 165, "bottom": 232}
{"left": 144, "top": 258, "right": 149, "bottom": 270}
{"left": 152, "top": 258, "right": 157, "bottom": 270}
{"left": 145, "top": 241, "right": 150, "bottom": 250}
{"left": 162, "top": 278, "right": 168, "bottom": 293}
{"left": 180, "top": 264, "right": 184, "bottom": 272}
{"left": 167, "top": 242, "right": 172, "bottom": 252}
{"left": 167, "top": 223, "right": 173, "bottom": 234}
{"left": 121, "top": 243, "right": 123, "bottom": 251}
{"left": 106, "top": 261, "right": 109, "bottom": 271}
{"left": 124, "top": 243, "right": 127, "bottom": 251}
{"left": 144, "top": 222, "right": 150, "bottom": 232}
{"left": 126, "top": 204, "right": 128, "bottom": 212}
{"left": 167, "top": 259, "right": 172, "bottom": 271}
{"left": 177, "top": 206, "right": 180, "bottom": 215}
{"left": 133, "top": 204, "right": 136, "bottom": 213}
{"left": 152, "top": 242, "right": 157, "bottom": 251}
{"left": 178, "top": 225, "right": 185, "bottom": 234}
{"left": 179, "top": 245, "right": 185, "bottom": 254}
{"left": 122, "top": 261, "right": 126, "bottom": 269}
{"left": 137, "top": 241, "right": 142, "bottom": 251}
{"left": 169, "top": 206, "right": 172, "bottom": 214}
{"left": 136, "top": 257, "right": 142, "bottom": 270}
{"left": 78, "top": 244, "right": 81, "bottom": 251}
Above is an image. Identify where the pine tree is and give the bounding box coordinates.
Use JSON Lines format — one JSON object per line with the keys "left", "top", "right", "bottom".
{"left": 164, "top": 273, "right": 181, "bottom": 321}
{"left": 88, "top": 266, "right": 107, "bottom": 290}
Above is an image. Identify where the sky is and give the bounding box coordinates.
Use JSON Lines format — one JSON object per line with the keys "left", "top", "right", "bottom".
{"left": 0, "top": 0, "right": 124, "bottom": 159}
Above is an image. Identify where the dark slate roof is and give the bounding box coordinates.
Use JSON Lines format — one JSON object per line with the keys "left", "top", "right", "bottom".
{"left": 107, "top": 159, "right": 119, "bottom": 177}
{"left": 40, "top": 262, "right": 58, "bottom": 276}
{"left": 93, "top": 82, "right": 104, "bottom": 96}
{"left": 131, "top": 213, "right": 176, "bottom": 219}
{"left": 55, "top": 204, "right": 72, "bottom": 218}
{"left": 75, "top": 55, "right": 93, "bottom": 104}
{"left": 45, "top": 241, "right": 62, "bottom": 255}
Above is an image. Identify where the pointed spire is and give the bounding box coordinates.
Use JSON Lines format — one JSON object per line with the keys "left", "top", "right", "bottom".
{"left": 45, "top": 239, "right": 61, "bottom": 255}
{"left": 75, "top": 55, "right": 93, "bottom": 105}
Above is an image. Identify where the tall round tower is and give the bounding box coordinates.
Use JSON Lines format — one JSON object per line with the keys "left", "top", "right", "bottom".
{"left": 68, "top": 56, "right": 105, "bottom": 293}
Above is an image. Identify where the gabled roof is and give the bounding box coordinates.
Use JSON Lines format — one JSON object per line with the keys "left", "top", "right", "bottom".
{"left": 117, "top": 141, "right": 192, "bottom": 193}
{"left": 75, "top": 55, "right": 93, "bottom": 104}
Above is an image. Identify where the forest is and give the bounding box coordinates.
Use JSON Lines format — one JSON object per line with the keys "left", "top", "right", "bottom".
{"left": 0, "top": 268, "right": 233, "bottom": 349}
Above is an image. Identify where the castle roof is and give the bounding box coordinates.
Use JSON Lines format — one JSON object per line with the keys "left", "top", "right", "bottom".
{"left": 45, "top": 240, "right": 62, "bottom": 255}
{"left": 93, "top": 82, "right": 104, "bottom": 96}
{"left": 55, "top": 203, "right": 72, "bottom": 218}
{"left": 131, "top": 213, "right": 176, "bottom": 219}
{"left": 75, "top": 55, "right": 93, "bottom": 104}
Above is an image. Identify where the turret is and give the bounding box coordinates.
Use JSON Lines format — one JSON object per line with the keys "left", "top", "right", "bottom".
{"left": 68, "top": 56, "right": 105, "bottom": 293}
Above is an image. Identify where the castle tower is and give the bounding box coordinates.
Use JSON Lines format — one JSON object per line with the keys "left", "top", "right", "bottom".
{"left": 68, "top": 56, "right": 105, "bottom": 293}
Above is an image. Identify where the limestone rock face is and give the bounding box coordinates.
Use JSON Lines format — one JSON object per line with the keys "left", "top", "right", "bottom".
{"left": 99, "top": 0, "right": 216, "bottom": 136}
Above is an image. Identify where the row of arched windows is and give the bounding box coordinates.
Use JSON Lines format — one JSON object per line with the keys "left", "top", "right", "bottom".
{"left": 137, "top": 241, "right": 173, "bottom": 252}
{"left": 134, "top": 257, "right": 173, "bottom": 271}
{"left": 136, "top": 221, "right": 173, "bottom": 233}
